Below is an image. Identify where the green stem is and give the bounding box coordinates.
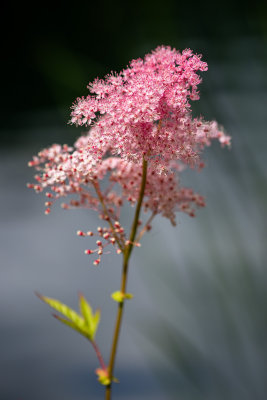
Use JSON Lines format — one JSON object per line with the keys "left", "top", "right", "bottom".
{"left": 105, "top": 158, "right": 148, "bottom": 400}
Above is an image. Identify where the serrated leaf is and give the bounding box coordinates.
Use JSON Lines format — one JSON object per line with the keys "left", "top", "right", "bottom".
{"left": 79, "top": 293, "right": 93, "bottom": 326}
{"left": 53, "top": 314, "right": 90, "bottom": 338}
{"left": 90, "top": 309, "right": 101, "bottom": 339}
{"left": 79, "top": 293, "right": 100, "bottom": 340}
{"left": 37, "top": 293, "right": 85, "bottom": 327}
{"left": 36, "top": 292, "right": 100, "bottom": 341}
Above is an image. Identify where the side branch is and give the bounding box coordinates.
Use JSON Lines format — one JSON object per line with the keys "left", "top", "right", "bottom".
{"left": 92, "top": 179, "right": 124, "bottom": 252}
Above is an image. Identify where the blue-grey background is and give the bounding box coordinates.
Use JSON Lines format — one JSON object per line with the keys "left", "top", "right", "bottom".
{"left": 1, "top": 1, "right": 267, "bottom": 399}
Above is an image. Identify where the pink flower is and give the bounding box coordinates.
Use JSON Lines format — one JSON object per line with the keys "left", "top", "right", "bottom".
{"left": 70, "top": 46, "right": 230, "bottom": 170}
{"left": 28, "top": 146, "right": 205, "bottom": 227}
{"left": 28, "top": 46, "right": 230, "bottom": 259}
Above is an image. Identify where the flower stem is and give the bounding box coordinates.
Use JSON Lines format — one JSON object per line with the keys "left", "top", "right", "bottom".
{"left": 92, "top": 179, "right": 124, "bottom": 252}
{"left": 136, "top": 211, "right": 156, "bottom": 242}
{"left": 105, "top": 158, "right": 148, "bottom": 400}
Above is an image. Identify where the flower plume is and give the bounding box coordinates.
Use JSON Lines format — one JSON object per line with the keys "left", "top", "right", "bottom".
{"left": 28, "top": 46, "right": 230, "bottom": 260}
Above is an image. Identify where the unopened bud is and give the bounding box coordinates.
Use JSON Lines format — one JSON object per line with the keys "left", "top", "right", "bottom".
{"left": 85, "top": 249, "right": 93, "bottom": 255}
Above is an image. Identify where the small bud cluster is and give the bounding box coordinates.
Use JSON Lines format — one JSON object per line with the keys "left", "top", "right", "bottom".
{"left": 76, "top": 224, "right": 126, "bottom": 266}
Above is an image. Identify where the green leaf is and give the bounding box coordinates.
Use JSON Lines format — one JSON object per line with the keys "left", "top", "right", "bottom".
{"left": 111, "top": 291, "right": 133, "bottom": 303}
{"left": 79, "top": 293, "right": 93, "bottom": 326}
{"left": 53, "top": 314, "right": 90, "bottom": 338}
{"left": 124, "top": 293, "right": 133, "bottom": 300}
{"left": 111, "top": 291, "right": 124, "bottom": 302}
{"left": 79, "top": 293, "right": 100, "bottom": 340}
{"left": 36, "top": 292, "right": 100, "bottom": 341}
{"left": 37, "top": 293, "right": 84, "bottom": 327}
{"left": 90, "top": 309, "right": 101, "bottom": 340}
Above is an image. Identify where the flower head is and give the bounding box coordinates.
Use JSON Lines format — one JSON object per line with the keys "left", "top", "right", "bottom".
{"left": 70, "top": 46, "right": 230, "bottom": 170}
{"left": 28, "top": 46, "right": 230, "bottom": 261}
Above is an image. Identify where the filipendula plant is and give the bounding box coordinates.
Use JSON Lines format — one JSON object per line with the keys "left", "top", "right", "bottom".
{"left": 28, "top": 46, "right": 231, "bottom": 399}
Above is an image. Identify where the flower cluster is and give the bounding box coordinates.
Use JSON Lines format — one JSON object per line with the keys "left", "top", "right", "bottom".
{"left": 27, "top": 144, "right": 205, "bottom": 246}
{"left": 70, "top": 46, "right": 230, "bottom": 170}
{"left": 28, "top": 46, "right": 230, "bottom": 262}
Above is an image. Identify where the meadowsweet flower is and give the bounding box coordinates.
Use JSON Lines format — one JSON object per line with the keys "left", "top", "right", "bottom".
{"left": 70, "top": 46, "right": 230, "bottom": 171}
{"left": 28, "top": 46, "right": 230, "bottom": 257}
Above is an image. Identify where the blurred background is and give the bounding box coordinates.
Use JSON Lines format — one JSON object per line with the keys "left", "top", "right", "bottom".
{"left": 1, "top": 1, "right": 267, "bottom": 399}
